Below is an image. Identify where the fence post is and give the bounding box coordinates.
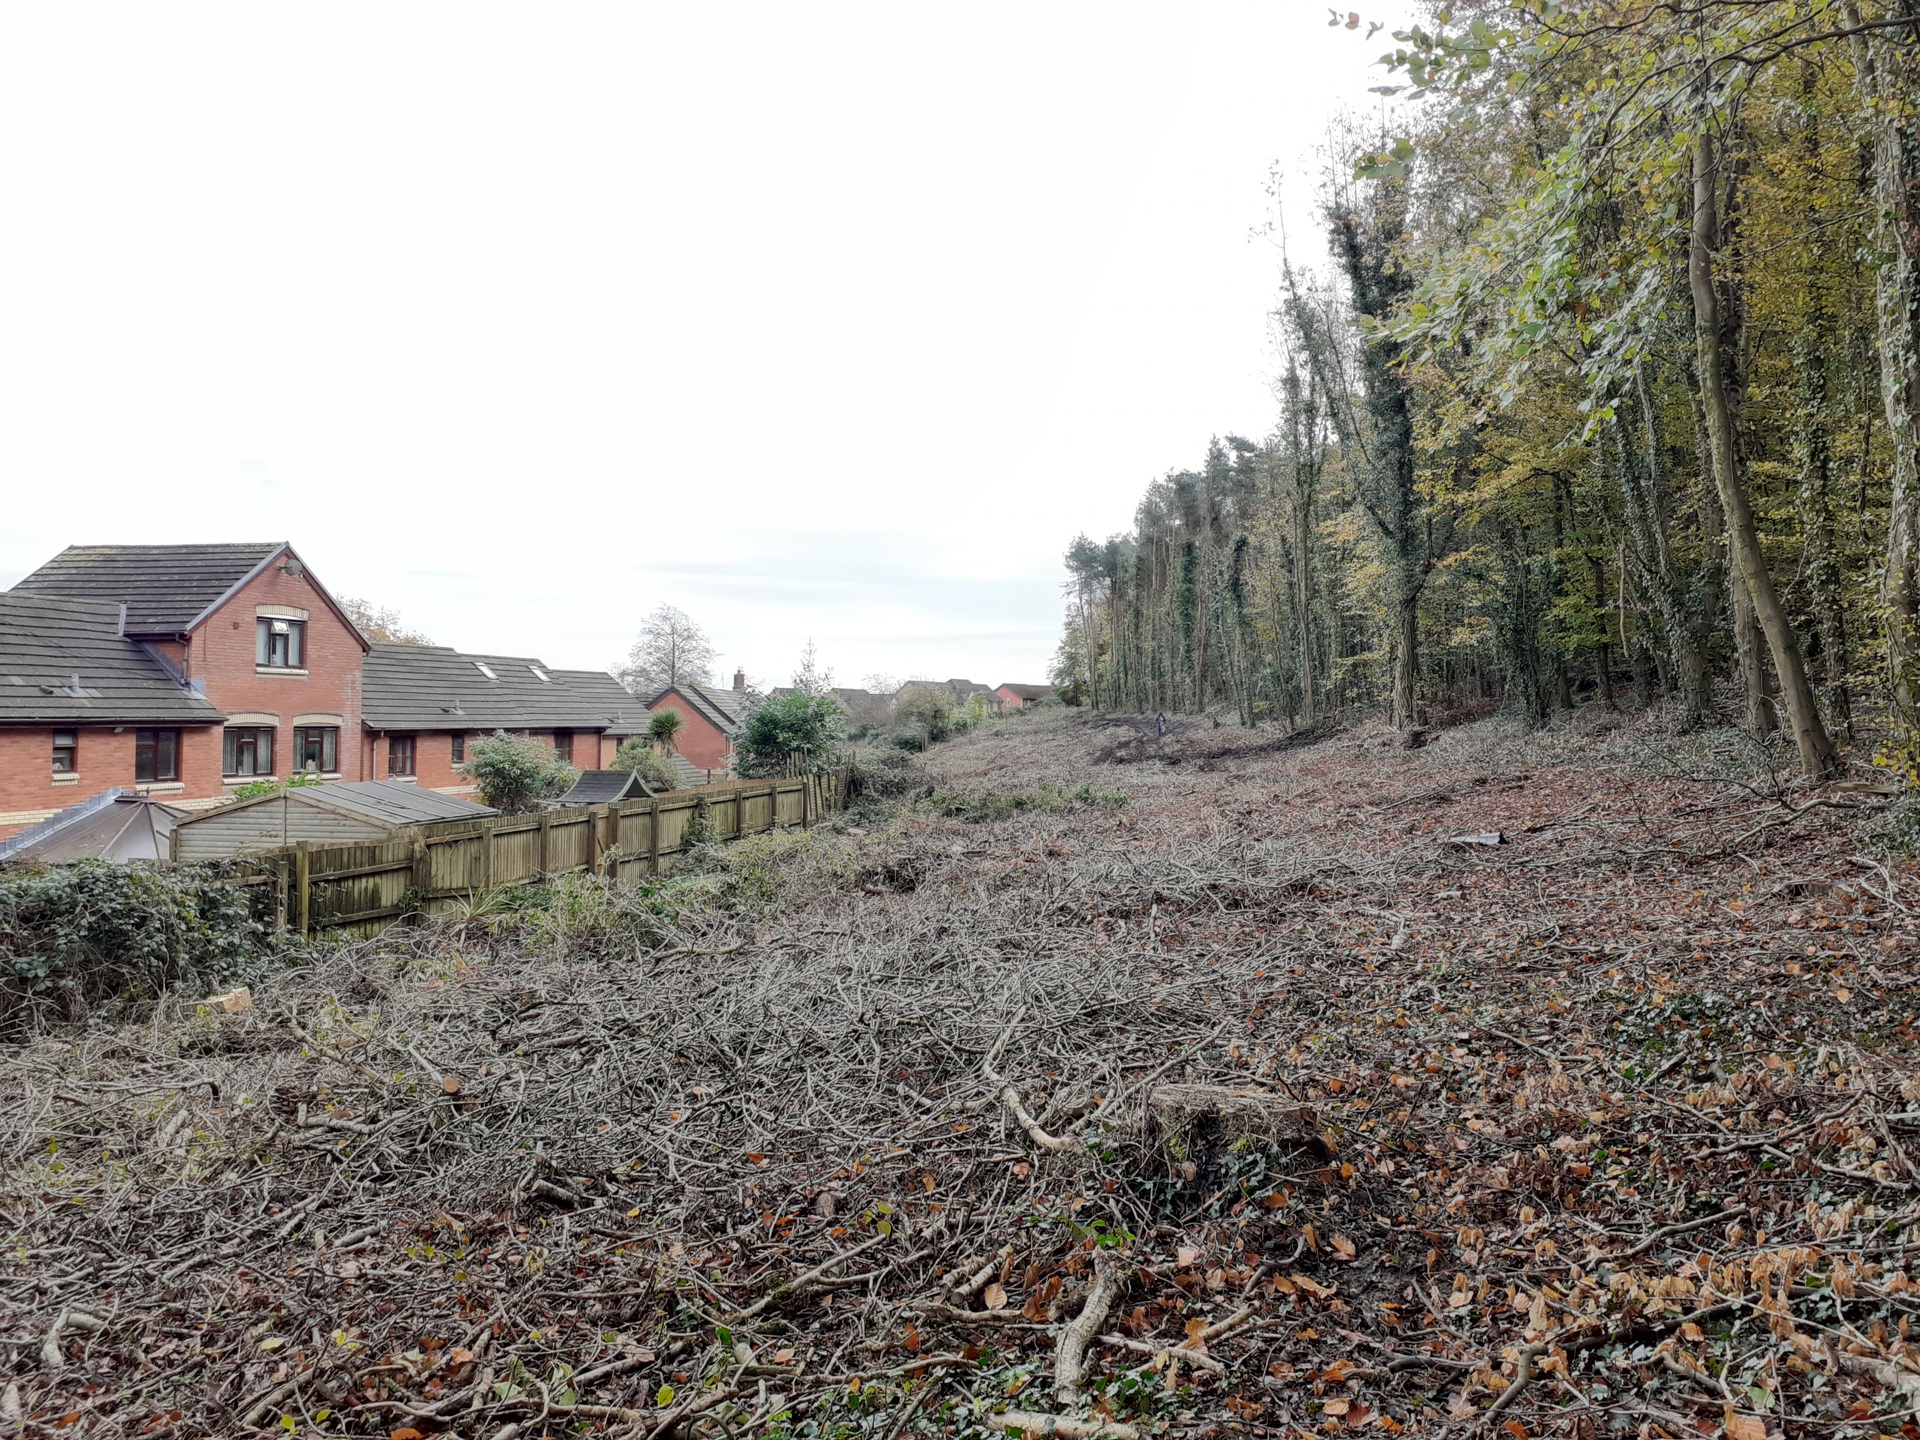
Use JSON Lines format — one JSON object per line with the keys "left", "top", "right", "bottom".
{"left": 294, "top": 841, "right": 311, "bottom": 938}
{"left": 648, "top": 797, "right": 661, "bottom": 874}
{"left": 588, "top": 804, "right": 606, "bottom": 878}
{"left": 538, "top": 811, "right": 552, "bottom": 874}
{"left": 274, "top": 855, "right": 289, "bottom": 932}
{"left": 411, "top": 833, "right": 431, "bottom": 922}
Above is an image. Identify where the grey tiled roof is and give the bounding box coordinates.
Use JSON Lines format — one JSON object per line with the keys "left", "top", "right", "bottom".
{"left": 997, "top": 683, "right": 1053, "bottom": 700}
{"left": 0, "top": 594, "right": 227, "bottom": 725}
{"left": 11, "top": 543, "right": 286, "bottom": 635}
{"left": 550, "top": 669, "right": 649, "bottom": 735}
{"left": 362, "top": 644, "right": 647, "bottom": 733}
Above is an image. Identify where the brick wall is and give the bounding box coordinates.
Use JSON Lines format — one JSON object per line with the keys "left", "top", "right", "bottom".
{"left": 181, "top": 564, "right": 366, "bottom": 792}
{"left": 0, "top": 724, "right": 222, "bottom": 836}
{"left": 649, "top": 693, "right": 732, "bottom": 772}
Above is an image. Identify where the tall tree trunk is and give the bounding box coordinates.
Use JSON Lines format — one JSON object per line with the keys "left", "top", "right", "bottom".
{"left": 1688, "top": 130, "right": 1838, "bottom": 776}
{"left": 1846, "top": 2, "right": 1920, "bottom": 744}
{"left": 1293, "top": 501, "right": 1315, "bottom": 726}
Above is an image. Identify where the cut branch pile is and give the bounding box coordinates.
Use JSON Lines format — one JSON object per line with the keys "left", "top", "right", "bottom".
{"left": 5, "top": 708, "right": 1920, "bottom": 1437}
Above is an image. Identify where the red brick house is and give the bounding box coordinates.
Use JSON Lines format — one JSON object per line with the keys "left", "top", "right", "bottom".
{"left": 2, "top": 543, "right": 368, "bottom": 835}
{"left": 1, "top": 542, "right": 644, "bottom": 837}
{"left": 361, "top": 643, "right": 646, "bottom": 793}
{"left": 994, "top": 682, "right": 1053, "bottom": 709}
{"left": 646, "top": 677, "right": 748, "bottom": 774}
{"left": 0, "top": 592, "right": 228, "bottom": 829}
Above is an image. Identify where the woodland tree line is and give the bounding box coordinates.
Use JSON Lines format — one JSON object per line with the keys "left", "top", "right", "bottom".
{"left": 1052, "top": 0, "right": 1919, "bottom": 778}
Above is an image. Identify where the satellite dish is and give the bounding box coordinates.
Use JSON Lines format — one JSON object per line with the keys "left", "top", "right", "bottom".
{"left": 281, "top": 558, "right": 306, "bottom": 579}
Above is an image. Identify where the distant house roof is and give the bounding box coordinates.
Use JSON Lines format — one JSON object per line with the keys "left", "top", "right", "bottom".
{"left": 0, "top": 789, "right": 185, "bottom": 863}
{"left": 0, "top": 593, "right": 227, "bottom": 726}
{"left": 997, "top": 683, "right": 1054, "bottom": 701}
{"left": 551, "top": 769, "right": 655, "bottom": 807}
{"left": 665, "top": 754, "right": 709, "bottom": 788}
{"left": 649, "top": 681, "right": 747, "bottom": 736}
{"left": 363, "top": 644, "right": 648, "bottom": 734}
{"left": 8, "top": 542, "right": 365, "bottom": 644}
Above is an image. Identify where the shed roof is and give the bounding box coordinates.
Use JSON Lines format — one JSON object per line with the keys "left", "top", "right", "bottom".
{"left": 172, "top": 779, "right": 498, "bottom": 838}
{"left": 551, "top": 769, "right": 655, "bottom": 807}
{"left": 299, "top": 780, "right": 499, "bottom": 826}
{"left": 0, "top": 789, "right": 185, "bottom": 863}
{"left": 363, "top": 644, "right": 648, "bottom": 733}
{"left": 0, "top": 593, "right": 226, "bottom": 725}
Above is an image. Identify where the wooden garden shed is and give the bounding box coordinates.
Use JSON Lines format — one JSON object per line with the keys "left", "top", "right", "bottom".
{"left": 171, "top": 780, "right": 497, "bottom": 860}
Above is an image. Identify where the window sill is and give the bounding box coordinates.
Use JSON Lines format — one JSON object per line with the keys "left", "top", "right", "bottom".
{"left": 136, "top": 782, "right": 185, "bottom": 795}
{"left": 386, "top": 776, "right": 419, "bottom": 784}
{"left": 51, "top": 773, "right": 79, "bottom": 786}
{"left": 256, "top": 667, "right": 309, "bottom": 678}
{"left": 224, "top": 775, "right": 277, "bottom": 786}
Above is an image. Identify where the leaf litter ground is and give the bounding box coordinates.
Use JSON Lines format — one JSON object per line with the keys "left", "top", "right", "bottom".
{"left": 8, "top": 707, "right": 1920, "bottom": 1439}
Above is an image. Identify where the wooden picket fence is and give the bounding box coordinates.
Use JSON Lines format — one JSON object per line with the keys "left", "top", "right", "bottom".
{"left": 244, "top": 770, "right": 849, "bottom": 937}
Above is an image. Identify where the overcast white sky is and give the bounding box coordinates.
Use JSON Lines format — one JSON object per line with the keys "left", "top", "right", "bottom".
{"left": 0, "top": 4, "right": 1399, "bottom": 691}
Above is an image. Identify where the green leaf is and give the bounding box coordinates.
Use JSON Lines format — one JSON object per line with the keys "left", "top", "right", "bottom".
{"left": 658, "top": 1384, "right": 677, "bottom": 1406}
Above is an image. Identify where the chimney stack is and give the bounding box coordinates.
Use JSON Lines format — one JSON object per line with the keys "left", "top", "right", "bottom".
{"left": 733, "top": 667, "right": 746, "bottom": 691}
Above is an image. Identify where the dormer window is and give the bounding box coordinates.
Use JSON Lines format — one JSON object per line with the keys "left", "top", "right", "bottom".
{"left": 257, "top": 617, "right": 305, "bottom": 668}
{"left": 474, "top": 662, "right": 498, "bottom": 680}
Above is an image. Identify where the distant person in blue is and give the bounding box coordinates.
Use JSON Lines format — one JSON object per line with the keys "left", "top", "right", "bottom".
{"left": 1154, "top": 713, "right": 1165, "bottom": 736}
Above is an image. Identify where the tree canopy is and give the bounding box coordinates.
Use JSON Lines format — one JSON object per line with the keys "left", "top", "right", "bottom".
{"left": 619, "top": 604, "right": 717, "bottom": 698}
{"left": 1054, "top": 0, "right": 1920, "bottom": 779}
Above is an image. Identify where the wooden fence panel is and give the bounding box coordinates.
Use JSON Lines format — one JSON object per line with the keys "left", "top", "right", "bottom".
{"left": 490, "top": 822, "right": 543, "bottom": 886}
{"left": 301, "top": 839, "right": 412, "bottom": 929}
{"left": 425, "top": 829, "right": 487, "bottom": 896}
{"left": 775, "top": 784, "right": 805, "bottom": 825}
{"left": 258, "top": 767, "right": 851, "bottom": 934}
{"left": 547, "top": 813, "right": 592, "bottom": 872}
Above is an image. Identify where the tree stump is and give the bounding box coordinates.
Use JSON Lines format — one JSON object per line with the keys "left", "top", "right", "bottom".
{"left": 1144, "top": 1084, "right": 1329, "bottom": 1183}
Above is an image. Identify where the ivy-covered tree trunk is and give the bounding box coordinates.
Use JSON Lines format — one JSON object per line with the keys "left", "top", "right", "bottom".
{"left": 1689, "top": 129, "right": 1837, "bottom": 776}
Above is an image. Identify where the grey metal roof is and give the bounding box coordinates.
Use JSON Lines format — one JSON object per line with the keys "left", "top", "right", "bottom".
{"left": 300, "top": 780, "right": 499, "bottom": 826}
{"left": 0, "top": 788, "right": 184, "bottom": 863}
{"left": 362, "top": 645, "right": 649, "bottom": 733}
{"left": 650, "top": 681, "right": 747, "bottom": 736}
{"left": 0, "top": 594, "right": 227, "bottom": 725}
{"left": 551, "top": 769, "right": 655, "bottom": 807}
{"left": 10, "top": 543, "right": 286, "bottom": 635}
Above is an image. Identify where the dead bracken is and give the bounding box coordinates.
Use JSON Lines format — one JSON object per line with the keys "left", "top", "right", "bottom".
{"left": 5, "top": 706, "right": 1920, "bottom": 1437}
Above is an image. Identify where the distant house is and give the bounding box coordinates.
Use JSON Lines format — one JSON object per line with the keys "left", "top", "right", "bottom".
{"left": 767, "top": 684, "right": 892, "bottom": 731}
{"left": 0, "top": 789, "right": 185, "bottom": 864}
{"left": 361, "top": 643, "right": 647, "bottom": 794}
{"left": 942, "top": 679, "right": 1005, "bottom": 714}
{"left": 171, "top": 779, "right": 497, "bottom": 859}
{"left": 0, "top": 541, "right": 650, "bottom": 838}
{"left": 995, "top": 683, "right": 1054, "bottom": 710}
{"left": 646, "top": 672, "right": 749, "bottom": 774}
{"left": 0, "top": 589, "right": 230, "bottom": 835}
